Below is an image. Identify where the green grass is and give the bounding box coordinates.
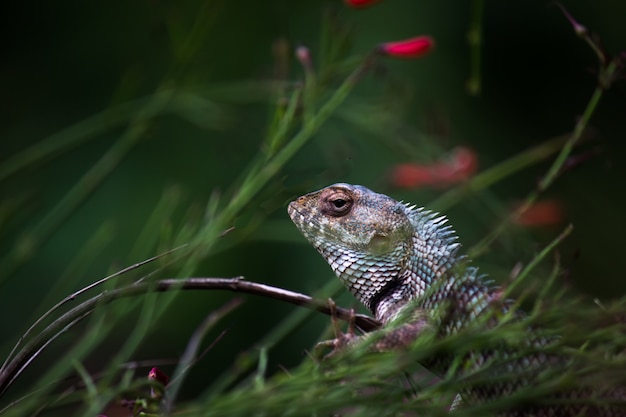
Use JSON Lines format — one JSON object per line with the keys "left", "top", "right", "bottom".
{"left": 0, "top": 2, "right": 624, "bottom": 416}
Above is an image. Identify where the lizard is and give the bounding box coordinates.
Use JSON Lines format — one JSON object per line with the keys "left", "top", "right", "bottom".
{"left": 288, "top": 182, "right": 624, "bottom": 416}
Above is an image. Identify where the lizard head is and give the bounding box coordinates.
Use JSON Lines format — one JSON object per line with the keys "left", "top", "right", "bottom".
{"left": 288, "top": 183, "right": 416, "bottom": 317}
{"left": 288, "top": 183, "right": 462, "bottom": 321}
{"left": 288, "top": 183, "right": 414, "bottom": 255}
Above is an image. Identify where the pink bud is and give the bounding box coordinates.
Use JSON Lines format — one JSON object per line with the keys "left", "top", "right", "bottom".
{"left": 378, "top": 36, "right": 434, "bottom": 59}
{"left": 295, "top": 45, "right": 313, "bottom": 71}
{"left": 148, "top": 367, "right": 169, "bottom": 400}
{"left": 148, "top": 367, "right": 169, "bottom": 386}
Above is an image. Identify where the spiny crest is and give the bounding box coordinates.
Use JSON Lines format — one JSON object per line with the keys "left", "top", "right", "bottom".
{"left": 402, "top": 203, "right": 461, "bottom": 258}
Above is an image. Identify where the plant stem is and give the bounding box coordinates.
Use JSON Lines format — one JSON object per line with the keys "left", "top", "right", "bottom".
{"left": 469, "top": 58, "right": 620, "bottom": 259}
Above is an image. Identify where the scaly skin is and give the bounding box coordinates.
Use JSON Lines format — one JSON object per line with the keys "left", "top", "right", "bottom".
{"left": 288, "top": 183, "right": 624, "bottom": 416}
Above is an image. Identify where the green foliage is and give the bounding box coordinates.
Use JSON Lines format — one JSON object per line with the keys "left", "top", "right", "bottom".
{"left": 0, "top": 1, "right": 625, "bottom": 416}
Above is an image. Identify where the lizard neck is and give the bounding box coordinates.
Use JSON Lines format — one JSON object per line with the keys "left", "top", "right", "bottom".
{"left": 319, "top": 206, "right": 465, "bottom": 324}
{"left": 372, "top": 207, "right": 464, "bottom": 322}
{"left": 317, "top": 242, "right": 408, "bottom": 323}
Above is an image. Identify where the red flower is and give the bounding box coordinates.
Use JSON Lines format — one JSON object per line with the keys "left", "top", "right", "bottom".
{"left": 391, "top": 147, "right": 478, "bottom": 189}
{"left": 392, "top": 164, "right": 433, "bottom": 188}
{"left": 344, "top": 0, "right": 381, "bottom": 8}
{"left": 378, "top": 36, "right": 434, "bottom": 59}
{"left": 514, "top": 200, "right": 564, "bottom": 228}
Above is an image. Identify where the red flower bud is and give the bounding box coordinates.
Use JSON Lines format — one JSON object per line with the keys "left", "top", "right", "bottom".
{"left": 148, "top": 367, "right": 169, "bottom": 386}
{"left": 295, "top": 45, "right": 313, "bottom": 71}
{"left": 344, "top": 0, "right": 380, "bottom": 8}
{"left": 378, "top": 36, "right": 434, "bottom": 59}
{"left": 391, "top": 147, "right": 477, "bottom": 189}
{"left": 148, "top": 367, "right": 169, "bottom": 400}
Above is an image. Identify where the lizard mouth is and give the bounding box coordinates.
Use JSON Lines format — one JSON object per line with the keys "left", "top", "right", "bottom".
{"left": 288, "top": 201, "right": 313, "bottom": 228}
{"left": 287, "top": 201, "right": 301, "bottom": 220}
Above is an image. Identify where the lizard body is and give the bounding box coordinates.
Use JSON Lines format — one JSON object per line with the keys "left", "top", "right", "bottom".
{"left": 288, "top": 183, "right": 624, "bottom": 416}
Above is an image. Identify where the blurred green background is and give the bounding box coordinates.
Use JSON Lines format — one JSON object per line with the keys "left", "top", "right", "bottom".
{"left": 1, "top": 0, "right": 625, "bottom": 411}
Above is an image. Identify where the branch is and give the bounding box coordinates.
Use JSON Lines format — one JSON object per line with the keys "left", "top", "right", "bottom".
{"left": 151, "top": 278, "right": 379, "bottom": 330}
{"left": 0, "top": 277, "right": 380, "bottom": 397}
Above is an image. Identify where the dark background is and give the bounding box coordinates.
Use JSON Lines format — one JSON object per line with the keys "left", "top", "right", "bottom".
{"left": 1, "top": 0, "right": 625, "bottom": 408}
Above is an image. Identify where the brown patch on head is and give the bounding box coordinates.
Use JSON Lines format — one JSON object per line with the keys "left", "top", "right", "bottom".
{"left": 319, "top": 186, "right": 355, "bottom": 218}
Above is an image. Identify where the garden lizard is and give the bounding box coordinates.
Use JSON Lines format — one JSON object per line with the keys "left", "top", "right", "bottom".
{"left": 288, "top": 183, "right": 624, "bottom": 416}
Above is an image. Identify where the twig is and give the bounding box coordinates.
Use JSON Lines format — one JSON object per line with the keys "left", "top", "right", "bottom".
{"left": 469, "top": 7, "right": 623, "bottom": 258}
{"left": 0, "top": 277, "right": 380, "bottom": 397}
{"left": 164, "top": 299, "right": 243, "bottom": 412}
{"left": 507, "top": 224, "right": 574, "bottom": 295}
{"left": 0, "top": 245, "right": 187, "bottom": 378}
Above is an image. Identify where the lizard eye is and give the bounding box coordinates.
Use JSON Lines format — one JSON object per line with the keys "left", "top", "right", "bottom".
{"left": 331, "top": 198, "right": 347, "bottom": 208}
{"left": 320, "top": 189, "right": 353, "bottom": 217}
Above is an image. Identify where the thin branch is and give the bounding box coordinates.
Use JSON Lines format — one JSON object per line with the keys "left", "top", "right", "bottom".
{"left": 507, "top": 224, "right": 574, "bottom": 295}
{"left": 468, "top": 6, "right": 624, "bottom": 258}
{"left": 0, "top": 277, "right": 380, "bottom": 397}
{"left": 164, "top": 298, "right": 243, "bottom": 412}
{"left": 0, "top": 245, "right": 187, "bottom": 378}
